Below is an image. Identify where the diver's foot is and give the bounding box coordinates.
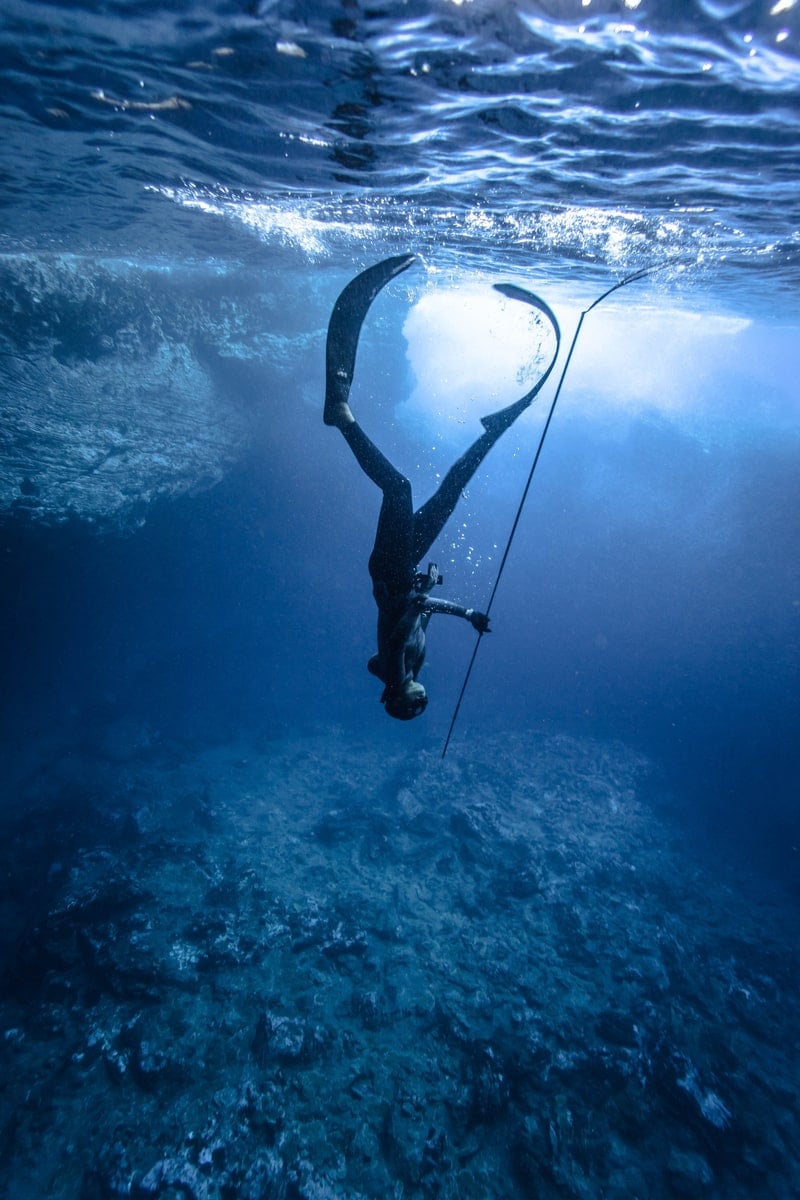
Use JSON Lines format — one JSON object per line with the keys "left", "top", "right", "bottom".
{"left": 480, "top": 393, "right": 531, "bottom": 436}
{"left": 325, "top": 400, "right": 355, "bottom": 428}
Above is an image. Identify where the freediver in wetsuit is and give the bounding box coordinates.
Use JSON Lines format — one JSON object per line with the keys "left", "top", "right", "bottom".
{"left": 324, "top": 254, "right": 554, "bottom": 722}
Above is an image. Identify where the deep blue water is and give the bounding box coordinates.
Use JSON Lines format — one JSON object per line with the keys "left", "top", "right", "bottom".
{"left": 2, "top": 0, "right": 797, "bottom": 867}
{"left": 0, "top": 1, "right": 799, "bottom": 1195}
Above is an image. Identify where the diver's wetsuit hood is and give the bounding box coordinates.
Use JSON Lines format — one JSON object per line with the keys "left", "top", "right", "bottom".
{"left": 382, "top": 680, "right": 428, "bottom": 721}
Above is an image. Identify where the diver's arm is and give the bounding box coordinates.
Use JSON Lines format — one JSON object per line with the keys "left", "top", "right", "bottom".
{"left": 420, "top": 596, "right": 491, "bottom": 633}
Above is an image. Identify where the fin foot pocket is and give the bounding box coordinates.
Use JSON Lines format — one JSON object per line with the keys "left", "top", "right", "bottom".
{"left": 480, "top": 394, "right": 532, "bottom": 435}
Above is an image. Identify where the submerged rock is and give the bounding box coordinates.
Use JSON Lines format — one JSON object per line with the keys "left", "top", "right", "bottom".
{"left": 1, "top": 731, "right": 798, "bottom": 1200}
{"left": 136, "top": 1156, "right": 208, "bottom": 1199}
{"left": 0, "top": 255, "right": 289, "bottom": 530}
{"left": 667, "top": 1148, "right": 715, "bottom": 1194}
{"left": 251, "top": 1009, "right": 331, "bottom": 1068}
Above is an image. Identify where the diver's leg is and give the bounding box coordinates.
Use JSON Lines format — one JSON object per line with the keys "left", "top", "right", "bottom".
{"left": 325, "top": 254, "right": 417, "bottom": 427}
{"left": 412, "top": 423, "right": 508, "bottom": 563}
{"left": 339, "top": 422, "right": 415, "bottom": 592}
{"left": 340, "top": 420, "right": 404, "bottom": 493}
{"left": 370, "top": 480, "right": 415, "bottom": 595}
{"left": 411, "top": 286, "right": 560, "bottom": 560}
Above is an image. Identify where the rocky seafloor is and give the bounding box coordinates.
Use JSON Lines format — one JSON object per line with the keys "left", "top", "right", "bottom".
{"left": 1, "top": 727, "right": 798, "bottom": 1200}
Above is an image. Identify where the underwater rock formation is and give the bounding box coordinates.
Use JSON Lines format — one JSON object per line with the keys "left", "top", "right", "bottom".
{"left": 1, "top": 729, "right": 798, "bottom": 1198}
{"left": 0, "top": 254, "right": 312, "bottom": 530}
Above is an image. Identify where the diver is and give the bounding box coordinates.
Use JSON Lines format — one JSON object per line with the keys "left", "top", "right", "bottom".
{"left": 324, "top": 254, "right": 553, "bottom": 721}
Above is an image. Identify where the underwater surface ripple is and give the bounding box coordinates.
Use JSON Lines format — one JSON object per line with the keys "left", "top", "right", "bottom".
{"left": 0, "top": 0, "right": 798, "bottom": 295}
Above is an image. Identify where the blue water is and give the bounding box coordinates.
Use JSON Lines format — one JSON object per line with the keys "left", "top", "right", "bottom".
{"left": 1, "top": 1, "right": 799, "bottom": 1196}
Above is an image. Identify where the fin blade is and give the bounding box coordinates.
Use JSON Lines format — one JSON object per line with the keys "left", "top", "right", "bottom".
{"left": 325, "top": 255, "right": 417, "bottom": 424}
{"left": 479, "top": 281, "right": 562, "bottom": 430}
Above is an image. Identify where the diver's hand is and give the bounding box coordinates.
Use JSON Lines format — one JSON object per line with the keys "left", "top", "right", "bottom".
{"left": 466, "top": 609, "right": 491, "bottom": 634}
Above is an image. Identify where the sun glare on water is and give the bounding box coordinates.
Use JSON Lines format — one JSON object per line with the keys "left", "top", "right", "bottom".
{"left": 399, "top": 285, "right": 558, "bottom": 435}
{"left": 399, "top": 281, "right": 771, "bottom": 438}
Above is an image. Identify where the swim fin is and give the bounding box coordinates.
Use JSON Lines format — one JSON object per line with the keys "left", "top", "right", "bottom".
{"left": 480, "top": 283, "right": 561, "bottom": 434}
{"left": 324, "top": 254, "right": 417, "bottom": 425}
{"left": 479, "top": 393, "right": 534, "bottom": 437}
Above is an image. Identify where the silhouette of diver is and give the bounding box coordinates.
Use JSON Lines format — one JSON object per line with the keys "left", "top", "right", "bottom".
{"left": 324, "top": 254, "right": 552, "bottom": 721}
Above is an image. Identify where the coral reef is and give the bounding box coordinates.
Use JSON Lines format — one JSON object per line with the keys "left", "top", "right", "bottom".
{"left": 1, "top": 730, "right": 798, "bottom": 1198}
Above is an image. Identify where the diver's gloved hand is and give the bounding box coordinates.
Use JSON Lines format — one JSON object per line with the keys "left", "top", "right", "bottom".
{"left": 466, "top": 609, "right": 491, "bottom": 634}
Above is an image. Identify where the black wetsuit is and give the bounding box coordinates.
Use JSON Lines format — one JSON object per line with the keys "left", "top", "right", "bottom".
{"left": 340, "top": 418, "right": 499, "bottom": 696}
{"left": 325, "top": 254, "right": 559, "bottom": 713}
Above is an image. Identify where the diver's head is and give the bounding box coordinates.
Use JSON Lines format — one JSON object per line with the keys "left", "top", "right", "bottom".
{"left": 383, "top": 679, "right": 428, "bottom": 721}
